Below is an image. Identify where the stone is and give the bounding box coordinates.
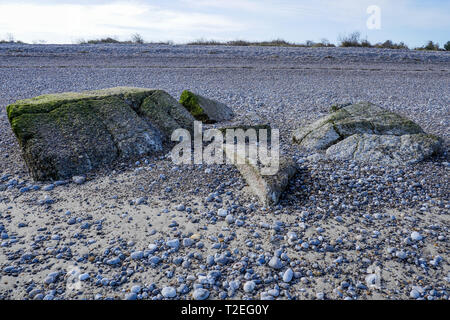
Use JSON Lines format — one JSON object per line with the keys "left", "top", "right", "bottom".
{"left": 161, "top": 286, "right": 177, "bottom": 298}
{"left": 217, "top": 208, "right": 228, "bottom": 217}
{"left": 131, "top": 251, "right": 144, "bottom": 260}
{"left": 282, "top": 268, "right": 294, "bottom": 283}
{"left": 7, "top": 87, "right": 195, "bottom": 181}
{"left": 410, "top": 231, "right": 423, "bottom": 241}
{"left": 125, "top": 292, "right": 137, "bottom": 300}
{"left": 268, "top": 256, "right": 283, "bottom": 269}
{"left": 182, "top": 238, "right": 194, "bottom": 247}
{"left": 192, "top": 288, "right": 210, "bottom": 300}
{"left": 365, "top": 274, "right": 378, "bottom": 288}
{"left": 179, "top": 90, "right": 234, "bottom": 123}
{"left": 292, "top": 102, "right": 441, "bottom": 166}
{"left": 72, "top": 176, "right": 86, "bottom": 185}
{"left": 410, "top": 289, "right": 421, "bottom": 299}
{"left": 79, "top": 273, "right": 90, "bottom": 281}
{"left": 243, "top": 281, "right": 256, "bottom": 293}
{"left": 166, "top": 239, "right": 180, "bottom": 250}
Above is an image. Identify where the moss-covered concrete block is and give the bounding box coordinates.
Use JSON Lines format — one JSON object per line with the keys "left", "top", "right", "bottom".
{"left": 7, "top": 87, "right": 195, "bottom": 181}
{"left": 293, "top": 102, "right": 442, "bottom": 166}
{"left": 179, "top": 90, "right": 234, "bottom": 123}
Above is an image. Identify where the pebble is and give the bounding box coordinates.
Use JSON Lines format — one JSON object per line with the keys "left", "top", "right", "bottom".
{"left": 243, "top": 281, "right": 256, "bottom": 293}
{"left": 166, "top": 239, "right": 180, "bottom": 250}
{"left": 161, "top": 286, "right": 177, "bottom": 298}
{"left": 125, "top": 292, "right": 137, "bottom": 300}
{"left": 268, "top": 256, "right": 283, "bottom": 269}
{"left": 72, "top": 176, "right": 86, "bottom": 185}
{"left": 365, "top": 274, "right": 378, "bottom": 287}
{"left": 131, "top": 251, "right": 144, "bottom": 260}
{"left": 79, "top": 273, "right": 90, "bottom": 281}
{"left": 182, "top": 238, "right": 194, "bottom": 247}
{"left": 217, "top": 208, "right": 228, "bottom": 217}
{"left": 282, "top": 268, "right": 294, "bottom": 283}
{"left": 410, "top": 231, "right": 423, "bottom": 241}
{"left": 410, "top": 289, "right": 421, "bottom": 299}
{"left": 192, "top": 288, "right": 210, "bottom": 300}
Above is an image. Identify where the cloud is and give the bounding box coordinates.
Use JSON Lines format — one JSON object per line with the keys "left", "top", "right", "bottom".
{"left": 0, "top": 0, "right": 448, "bottom": 45}
{"left": 0, "top": 1, "right": 245, "bottom": 43}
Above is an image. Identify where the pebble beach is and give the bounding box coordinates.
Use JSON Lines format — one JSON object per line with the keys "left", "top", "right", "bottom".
{"left": 0, "top": 43, "right": 449, "bottom": 300}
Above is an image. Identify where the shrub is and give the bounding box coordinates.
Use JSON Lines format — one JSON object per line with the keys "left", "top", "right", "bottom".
{"left": 339, "top": 32, "right": 361, "bottom": 47}
{"left": 0, "top": 33, "right": 24, "bottom": 44}
{"left": 444, "top": 41, "right": 450, "bottom": 51}
{"left": 375, "top": 40, "right": 408, "bottom": 50}
{"left": 187, "top": 38, "right": 223, "bottom": 46}
{"left": 88, "top": 37, "right": 120, "bottom": 44}
{"left": 423, "top": 40, "right": 440, "bottom": 51}
{"left": 78, "top": 37, "right": 121, "bottom": 44}
{"left": 360, "top": 39, "right": 372, "bottom": 47}
{"left": 131, "top": 33, "right": 144, "bottom": 44}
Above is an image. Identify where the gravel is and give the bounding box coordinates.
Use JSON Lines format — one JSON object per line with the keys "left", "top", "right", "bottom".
{"left": 0, "top": 44, "right": 448, "bottom": 300}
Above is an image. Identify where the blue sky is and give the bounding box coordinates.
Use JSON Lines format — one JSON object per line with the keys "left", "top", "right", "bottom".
{"left": 0, "top": 0, "right": 449, "bottom": 47}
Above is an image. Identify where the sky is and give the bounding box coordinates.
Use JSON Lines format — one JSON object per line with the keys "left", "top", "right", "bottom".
{"left": 0, "top": 0, "right": 449, "bottom": 47}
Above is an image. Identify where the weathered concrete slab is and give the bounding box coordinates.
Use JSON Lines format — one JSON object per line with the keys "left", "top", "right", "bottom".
{"left": 7, "top": 87, "right": 195, "bottom": 181}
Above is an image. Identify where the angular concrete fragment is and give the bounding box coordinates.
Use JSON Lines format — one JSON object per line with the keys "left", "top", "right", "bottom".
{"left": 179, "top": 90, "right": 234, "bottom": 123}
{"left": 223, "top": 143, "right": 297, "bottom": 206}
{"left": 7, "top": 87, "right": 195, "bottom": 181}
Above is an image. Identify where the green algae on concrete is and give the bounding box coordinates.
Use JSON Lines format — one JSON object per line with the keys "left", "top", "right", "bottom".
{"left": 179, "top": 90, "right": 234, "bottom": 123}
{"left": 179, "top": 90, "right": 208, "bottom": 122}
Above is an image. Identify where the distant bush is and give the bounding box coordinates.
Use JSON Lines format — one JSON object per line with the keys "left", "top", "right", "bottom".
{"left": 131, "top": 33, "right": 144, "bottom": 44}
{"left": 187, "top": 38, "right": 223, "bottom": 46}
{"left": 445, "top": 41, "right": 450, "bottom": 51}
{"left": 416, "top": 40, "right": 440, "bottom": 51}
{"left": 339, "top": 32, "right": 362, "bottom": 47}
{"left": 360, "top": 39, "right": 372, "bottom": 48}
{"left": 0, "top": 33, "right": 24, "bottom": 44}
{"left": 0, "top": 40, "right": 25, "bottom": 44}
{"left": 187, "top": 38, "right": 334, "bottom": 48}
{"left": 87, "top": 37, "right": 120, "bottom": 44}
{"left": 338, "top": 31, "right": 408, "bottom": 50}
{"left": 425, "top": 40, "right": 440, "bottom": 50}
{"left": 78, "top": 34, "right": 151, "bottom": 45}
{"left": 375, "top": 40, "right": 408, "bottom": 50}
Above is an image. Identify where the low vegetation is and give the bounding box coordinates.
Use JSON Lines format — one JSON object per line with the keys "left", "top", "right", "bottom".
{"left": 187, "top": 38, "right": 335, "bottom": 48}
{"left": 0, "top": 33, "right": 24, "bottom": 44}
{"left": 76, "top": 34, "right": 173, "bottom": 45}
{"left": 2, "top": 32, "right": 449, "bottom": 51}
{"left": 338, "top": 32, "right": 408, "bottom": 49}
{"left": 415, "top": 40, "right": 442, "bottom": 51}
{"left": 445, "top": 41, "right": 450, "bottom": 51}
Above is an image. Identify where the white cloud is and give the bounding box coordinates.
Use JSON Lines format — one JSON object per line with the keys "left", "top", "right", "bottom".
{"left": 0, "top": 1, "right": 245, "bottom": 43}
{"left": 0, "top": 0, "right": 448, "bottom": 44}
